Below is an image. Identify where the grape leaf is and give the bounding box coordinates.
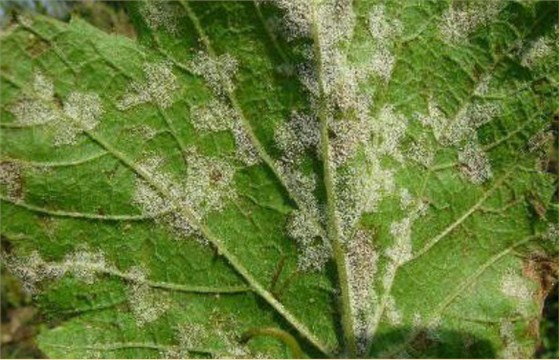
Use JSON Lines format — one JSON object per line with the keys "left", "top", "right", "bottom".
{"left": 0, "top": 0, "right": 558, "bottom": 358}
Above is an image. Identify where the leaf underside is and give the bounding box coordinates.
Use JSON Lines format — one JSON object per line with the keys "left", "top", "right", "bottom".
{"left": 0, "top": 1, "right": 558, "bottom": 358}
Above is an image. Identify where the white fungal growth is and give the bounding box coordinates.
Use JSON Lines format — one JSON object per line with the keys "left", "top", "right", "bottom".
{"left": 133, "top": 149, "right": 237, "bottom": 241}
{"left": 458, "top": 142, "right": 492, "bottom": 184}
{"left": 329, "top": 114, "right": 370, "bottom": 167}
{"left": 189, "top": 99, "right": 260, "bottom": 166}
{"left": 57, "top": 92, "right": 104, "bottom": 145}
{"left": 183, "top": 148, "right": 237, "bottom": 215}
{"left": 368, "top": 47, "right": 396, "bottom": 82}
{"left": 33, "top": 71, "right": 54, "bottom": 100}
{"left": 287, "top": 209, "right": 330, "bottom": 271}
{"left": 140, "top": 0, "right": 180, "bottom": 34}
{"left": 190, "top": 99, "right": 237, "bottom": 132}
{"left": 368, "top": 5, "right": 403, "bottom": 43}
{"left": 501, "top": 270, "right": 533, "bottom": 316}
{"left": 346, "top": 229, "right": 378, "bottom": 355}
{"left": 385, "top": 295, "right": 403, "bottom": 325}
{"left": 417, "top": 100, "right": 499, "bottom": 146}
{"left": 117, "top": 62, "right": 178, "bottom": 110}
{"left": 6, "top": 250, "right": 170, "bottom": 326}
{"left": 275, "top": 112, "right": 320, "bottom": 161}
{"left": 9, "top": 72, "right": 58, "bottom": 126}
{"left": 189, "top": 51, "right": 238, "bottom": 97}
{"left": 128, "top": 280, "right": 169, "bottom": 327}
{"left": 439, "top": 2, "right": 502, "bottom": 44}
{"left": 231, "top": 122, "right": 261, "bottom": 166}
{"left": 337, "top": 155, "right": 395, "bottom": 238}
{"left": 0, "top": 161, "right": 23, "bottom": 200}
{"left": 386, "top": 217, "right": 413, "bottom": 265}
{"left": 521, "top": 37, "right": 553, "bottom": 68}
{"left": 370, "top": 105, "right": 408, "bottom": 162}
{"left": 4, "top": 249, "right": 111, "bottom": 294}
{"left": 408, "top": 140, "right": 435, "bottom": 168}
{"left": 272, "top": 0, "right": 313, "bottom": 40}
{"left": 399, "top": 188, "right": 413, "bottom": 210}
{"left": 499, "top": 320, "right": 523, "bottom": 358}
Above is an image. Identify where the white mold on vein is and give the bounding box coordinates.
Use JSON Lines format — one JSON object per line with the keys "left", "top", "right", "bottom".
{"left": 9, "top": 72, "right": 104, "bottom": 146}
{"left": 117, "top": 62, "right": 178, "bottom": 110}
{"left": 6, "top": 250, "right": 169, "bottom": 326}
{"left": 133, "top": 148, "right": 236, "bottom": 242}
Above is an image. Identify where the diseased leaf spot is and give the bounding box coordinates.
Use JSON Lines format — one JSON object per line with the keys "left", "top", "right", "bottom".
{"left": 438, "top": 2, "right": 502, "bottom": 44}
{"left": 0, "top": 161, "right": 24, "bottom": 200}
{"left": 189, "top": 51, "right": 238, "bottom": 98}
{"left": 521, "top": 37, "right": 554, "bottom": 69}
{"left": 133, "top": 148, "right": 237, "bottom": 242}
{"left": 140, "top": 0, "right": 182, "bottom": 34}
{"left": 117, "top": 62, "right": 178, "bottom": 110}
{"left": 458, "top": 141, "right": 492, "bottom": 184}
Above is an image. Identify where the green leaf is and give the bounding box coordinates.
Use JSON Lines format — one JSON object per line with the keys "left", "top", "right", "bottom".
{"left": 0, "top": 1, "right": 557, "bottom": 358}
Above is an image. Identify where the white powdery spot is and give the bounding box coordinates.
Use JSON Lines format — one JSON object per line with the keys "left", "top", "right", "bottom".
{"left": 127, "top": 267, "right": 169, "bottom": 327}
{"left": 400, "top": 188, "right": 413, "bottom": 210}
{"left": 117, "top": 62, "right": 178, "bottom": 110}
{"left": 417, "top": 100, "right": 499, "bottom": 146}
{"left": 273, "top": 0, "right": 312, "bottom": 39}
{"left": 231, "top": 123, "right": 261, "bottom": 166}
{"left": 368, "top": 46, "right": 396, "bottom": 82}
{"left": 0, "top": 161, "right": 23, "bottom": 200}
{"left": 386, "top": 217, "right": 413, "bottom": 265}
{"left": 337, "top": 156, "right": 395, "bottom": 238}
{"left": 545, "top": 223, "right": 559, "bottom": 244}
{"left": 33, "top": 71, "right": 54, "bottom": 100}
{"left": 189, "top": 99, "right": 260, "bottom": 166}
{"left": 368, "top": 5, "right": 403, "bottom": 43}
{"left": 9, "top": 72, "right": 58, "bottom": 126}
{"left": 62, "top": 250, "right": 108, "bottom": 284}
{"left": 329, "top": 114, "right": 370, "bottom": 167}
{"left": 370, "top": 105, "right": 408, "bottom": 162}
{"left": 521, "top": 37, "right": 553, "bottom": 68}
{"left": 133, "top": 150, "right": 236, "bottom": 241}
{"left": 500, "top": 320, "right": 524, "bottom": 358}
{"left": 183, "top": 148, "right": 237, "bottom": 215}
{"left": 458, "top": 142, "right": 492, "bottom": 184}
{"left": 190, "top": 99, "right": 237, "bottom": 132}
{"left": 408, "top": 140, "right": 435, "bottom": 168}
{"left": 346, "top": 229, "right": 378, "bottom": 355}
{"left": 4, "top": 249, "right": 112, "bottom": 294}
{"left": 501, "top": 270, "right": 533, "bottom": 316}
{"left": 140, "top": 0, "right": 180, "bottom": 34}
{"left": 385, "top": 295, "right": 403, "bottom": 325}
{"left": 275, "top": 112, "right": 319, "bottom": 161}
{"left": 57, "top": 92, "right": 104, "bottom": 145}
{"left": 287, "top": 209, "right": 330, "bottom": 272}
{"left": 439, "top": 2, "right": 502, "bottom": 44}
{"left": 189, "top": 51, "right": 238, "bottom": 97}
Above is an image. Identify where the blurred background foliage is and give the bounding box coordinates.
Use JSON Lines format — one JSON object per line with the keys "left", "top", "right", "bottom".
{"left": 0, "top": 1, "right": 557, "bottom": 358}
